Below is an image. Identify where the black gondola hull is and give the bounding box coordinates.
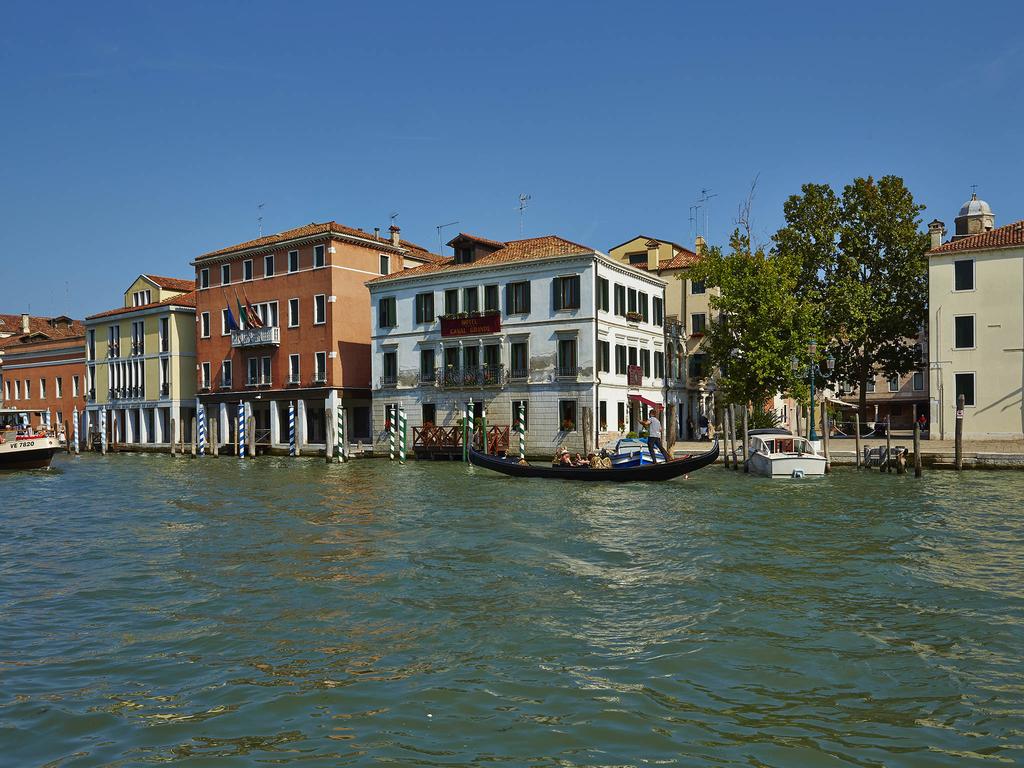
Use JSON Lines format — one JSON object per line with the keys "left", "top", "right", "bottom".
{"left": 468, "top": 440, "right": 719, "bottom": 481}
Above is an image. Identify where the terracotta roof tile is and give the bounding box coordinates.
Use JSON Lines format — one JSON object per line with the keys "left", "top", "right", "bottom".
{"left": 0, "top": 314, "right": 85, "bottom": 349}
{"left": 609, "top": 234, "right": 693, "bottom": 254}
{"left": 928, "top": 220, "right": 1024, "bottom": 255}
{"left": 368, "top": 235, "right": 595, "bottom": 284}
{"left": 631, "top": 249, "right": 701, "bottom": 271}
{"left": 86, "top": 290, "right": 197, "bottom": 320}
{"left": 144, "top": 274, "right": 196, "bottom": 292}
{"left": 449, "top": 232, "right": 507, "bottom": 250}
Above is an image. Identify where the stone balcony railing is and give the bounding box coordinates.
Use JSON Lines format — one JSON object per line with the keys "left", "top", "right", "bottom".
{"left": 231, "top": 326, "right": 280, "bottom": 348}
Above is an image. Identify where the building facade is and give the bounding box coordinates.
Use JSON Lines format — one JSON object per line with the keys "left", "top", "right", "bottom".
{"left": 926, "top": 197, "right": 1024, "bottom": 439}
{"left": 191, "top": 221, "right": 440, "bottom": 454}
{"left": 608, "top": 235, "right": 713, "bottom": 440}
{"left": 367, "top": 233, "right": 668, "bottom": 458}
{"left": 84, "top": 275, "right": 197, "bottom": 448}
{"left": 0, "top": 314, "right": 85, "bottom": 430}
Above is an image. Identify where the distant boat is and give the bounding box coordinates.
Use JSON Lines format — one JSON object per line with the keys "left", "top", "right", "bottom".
{"left": 0, "top": 427, "right": 61, "bottom": 470}
{"left": 746, "top": 429, "right": 826, "bottom": 478}
{"left": 468, "top": 439, "right": 719, "bottom": 482}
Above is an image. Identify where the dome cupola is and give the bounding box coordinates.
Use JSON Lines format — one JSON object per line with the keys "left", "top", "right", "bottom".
{"left": 953, "top": 190, "right": 995, "bottom": 240}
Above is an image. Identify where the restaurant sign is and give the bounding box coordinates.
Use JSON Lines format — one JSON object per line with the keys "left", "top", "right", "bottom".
{"left": 440, "top": 313, "right": 502, "bottom": 337}
{"left": 627, "top": 364, "right": 643, "bottom": 386}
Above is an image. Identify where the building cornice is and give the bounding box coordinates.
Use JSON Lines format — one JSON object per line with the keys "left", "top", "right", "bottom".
{"left": 191, "top": 230, "right": 418, "bottom": 267}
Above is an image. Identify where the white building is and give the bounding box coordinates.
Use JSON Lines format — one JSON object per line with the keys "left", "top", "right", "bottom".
{"left": 366, "top": 233, "right": 669, "bottom": 457}
{"left": 927, "top": 195, "right": 1024, "bottom": 439}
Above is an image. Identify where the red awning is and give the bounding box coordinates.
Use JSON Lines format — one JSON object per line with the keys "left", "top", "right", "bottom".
{"left": 628, "top": 394, "right": 662, "bottom": 408}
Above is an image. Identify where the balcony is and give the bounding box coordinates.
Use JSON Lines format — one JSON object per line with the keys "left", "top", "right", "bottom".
{"left": 231, "top": 326, "right": 280, "bottom": 348}
{"left": 436, "top": 364, "right": 506, "bottom": 389}
{"left": 287, "top": 374, "right": 301, "bottom": 386}
{"left": 246, "top": 377, "right": 273, "bottom": 389}
{"left": 556, "top": 365, "right": 582, "bottom": 380}
{"left": 508, "top": 368, "right": 529, "bottom": 381}
{"left": 379, "top": 374, "right": 398, "bottom": 388}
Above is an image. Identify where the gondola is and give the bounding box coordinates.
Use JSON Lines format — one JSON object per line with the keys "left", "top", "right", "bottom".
{"left": 468, "top": 439, "right": 719, "bottom": 481}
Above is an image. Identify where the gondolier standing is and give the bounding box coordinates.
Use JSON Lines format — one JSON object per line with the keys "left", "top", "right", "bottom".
{"left": 642, "top": 406, "right": 670, "bottom": 463}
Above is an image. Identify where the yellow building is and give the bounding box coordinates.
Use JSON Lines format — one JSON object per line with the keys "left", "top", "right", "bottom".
{"left": 608, "top": 235, "right": 714, "bottom": 441}
{"left": 84, "top": 275, "right": 196, "bottom": 447}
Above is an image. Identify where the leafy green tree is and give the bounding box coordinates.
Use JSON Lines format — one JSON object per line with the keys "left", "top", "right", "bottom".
{"left": 774, "top": 176, "right": 929, "bottom": 417}
{"left": 687, "top": 228, "right": 817, "bottom": 410}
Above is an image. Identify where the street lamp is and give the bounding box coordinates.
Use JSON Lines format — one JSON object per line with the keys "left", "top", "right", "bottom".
{"left": 792, "top": 340, "right": 835, "bottom": 443}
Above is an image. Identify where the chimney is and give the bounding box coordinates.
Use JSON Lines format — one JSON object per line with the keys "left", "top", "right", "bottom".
{"left": 645, "top": 239, "right": 659, "bottom": 271}
{"left": 928, "top": 219, "right": 946, "bottom": 250}
{"left": 389, "top": 224, "right": 401, "bottom": 247}
{"left": 373, "top": 227, "right": 380, "bottom": 240}
{"left": 20, "top": 313, "right": 30, "bottom": 334}
{"left": 695, "top": 235, "right": 706, "bottom": 256}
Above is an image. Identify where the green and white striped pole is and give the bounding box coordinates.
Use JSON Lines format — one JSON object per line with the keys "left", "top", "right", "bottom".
{"left": 518, "top": 402, "right": 526, "bottom": 460}
{"left": 389, "top": 404, "right": 396, "bottom": 461}
{"left": 336, "top": 403, "right": 346, "bottom": 462}
{"left": 398, "top": 406, "right": 407, "bottom": 464}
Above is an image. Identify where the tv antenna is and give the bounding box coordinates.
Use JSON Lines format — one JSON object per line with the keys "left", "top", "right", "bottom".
{"left": 390, "top": 211, "right": 399, "bottom": 224}
{"left": 697, "top": 188, "right": 718, "bottom": 238}
{"left": 688, "top": 204, "right": 703, "bottom": 238}
{"left": 257, "top": 203, "right": 265, "bottom": 238}
{"left": 518, "top": 194, "right": 531, "bottom": 236}
{"left": 437, "top": 221, "right": 459, "bottom": 254}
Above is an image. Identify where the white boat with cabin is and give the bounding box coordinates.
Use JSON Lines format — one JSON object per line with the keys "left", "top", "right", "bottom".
{"left": 746, "top": 428, "right": 826, "bottom": 478}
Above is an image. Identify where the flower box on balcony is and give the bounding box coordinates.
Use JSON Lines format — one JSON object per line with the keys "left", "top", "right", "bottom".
{"left": 625, "top": 311, "right": 643, "bottom": 323}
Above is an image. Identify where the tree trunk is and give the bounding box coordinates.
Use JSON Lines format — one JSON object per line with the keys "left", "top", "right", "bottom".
{"left": 858, "top": 359, "right": 869, "bottom": 423}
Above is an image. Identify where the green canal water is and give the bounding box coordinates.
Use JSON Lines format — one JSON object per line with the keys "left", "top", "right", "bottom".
{"left": 1, "top": 455, "right": 1022, "bottom": 767}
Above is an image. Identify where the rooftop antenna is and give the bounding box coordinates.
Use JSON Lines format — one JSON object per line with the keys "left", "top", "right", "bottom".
{"left": 390, "top": 211, "right": 399, "bottom": 224}
{"left": 257, "top": 203, "right": 265, "bottom": 238}
{"left": 698, "top": 188, "right": 718, "bottom": 240}
{"left": 688, "top": 204, "right": 702, "bottom": 239}
{"left": 518, "top": 194, "right": 531, "bottom": 236}
{"left": 437, "top": 221, "right": 459, "bottom": 254}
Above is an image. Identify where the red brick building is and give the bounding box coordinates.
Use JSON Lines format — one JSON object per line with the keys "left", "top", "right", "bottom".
{"left": 191, "top": 221, "right": 440, "bottom": 452}
{"left": 0, "top": 314, "right": 86, "bottom": 430}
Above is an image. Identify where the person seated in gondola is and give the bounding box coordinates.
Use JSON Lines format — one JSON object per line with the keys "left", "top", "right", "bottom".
{"left": 572, "top": 452, "right": 589, "bottom": 467}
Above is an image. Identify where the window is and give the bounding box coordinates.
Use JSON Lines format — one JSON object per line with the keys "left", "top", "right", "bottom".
{"left": 866, "top": 378, "right": 876, "bottom": 393}
{"left": 420, "top": 349, "right": 435, "bottom": 382}
{"left": 691, "top": 313, "right": 707, "bottom": 335}
{"left": 264, "top": 254, "right": 275, "bottom": 277}
{"left": 628, "top": 347, "right": 638, "bottom": 367}
{"left": 248, "top": 301, "right": 278, "bottom": 328}
{"left": 615, "top": 344, "right": 627, "bottom": 375}
{"left": 444, "top": 288, "right": 459, "bottom": 315}
{"left": 199, "top": 268, "right": 210, "bottom": 289}
{"left": 415, "top": 293, "right": 434, "bottom": 324}
{"left": 552, "top": 275, "right": 580, "bottom": 310}
{"left": 484, "top": 284, "right": 499, "bottom": 312}
{"left": 510, "top": 341, "right": 528, "bottom": 378}
{"left": 955, "top": 372, "right": 975, "bottom": 406}
{"left": 314, "top": 294, "right": 327, "bottom": 325}
{"left": 954, "top": 315, "right": 974, "bottom": 349}
{"left": 243, "top": 260, "right": 253, "bottom": 281}
{"left": 640, "top": 349, "right": 651, "bottom": 376}
{"left": 14, "top": 380, "right": 20, "bottom": 400}
{"left": 463, "top": 286, "right": 479, "bottom": 314}
{"left": 87, "top": 329, "right": 95, "bottom": 360}
{"left": 599, "top": 400, "right": 607, "bottom": 431}
{"left": 288, "top": 298, "right": 300, "bottom": 327}
{"left": 131, "top": 320, "right": 145, "bottom": 354}
{"left": 3, "top": 381, "right": 9, "bottom": 401}
{"left": 379, "top": 254, "right": 390, "bottom": 275}
{"left": 617, "top": 401, "right": 625, "bottom": 432}
{"left": 40, "top": 378, "right": 46, "bottom": 399}
{"left": 557, "top": 338, "right": 577, "bottom": 376}
{"left": 653, "top": 297, "right": 663, "bottom": 326}
{"left": 377, "top": 297, "right": 396, "bottom": 328}
{"left": 261, "top": 356, "right": 272, "bottom": 385}
{"left": 689, "top": 353, "right": 706, "bottom": 379}
{"left": 200, "top": 312, "right": 211, "bottom": 338}
{"left": 201, "top": 362, "right": 211, "bottom": 389}
{"left": 222, "top": 360, "right": 232, "bottom": 388}
{"left": 288, "top": 250, "right": 299, "bottom": 273}
{"left": 614, "top": 284, "right": 626, "bottom": 316}
{"left": 422, "top": 403, "right": 436, "bottom": 426}
{"left": 627, "top": 288, "right": 637, "bottom": 313}
{"left": 654, "top": 351, "right": 664, "bottom": 378}
{"left": 315, "top": 351, "right": 327, "bottom": 382}
{"left": 463, "top": 345, "right": 479, "bottom": 370}
{"left": 454, "top": 246, "right": 473, "bottom": 263}
{"left": 221, "top": 263, "right": 231, "bottom": 284}
{"left": 55, "top": 377, "right": 63, "bottom": 398}
{"left": 888, "top": 377, "right": 899, "bottom": 392}
{"left": 913, "top": 371, "right": 924, "bottom": 391}
{"left": 382, "top": 351, "right": 397, "bottom": 385}
{"left": 559, "top": 400, "right": 577, "bottom": 431}
{"left": 953, "top": 259, "right": 974, "bottom": 291}
{"left": 506, "top": 282, "right": 531, "bottom": 314}
{"left": 597, "top": 277, "right": 609, "bottom": 312}
{"left": 691, "top": 280, "right": 706, "bottom": 295}
{"left": 158, "top": 317, "right": 169, "bottom": 352}
{"left": 512, "top": 399, "right": 529, "bottom": 429}
{"left": 132, "top": 289, "right": 151, "bottom": 306}
{"left": 638, "top": 292, "right": 649, "bottom": 322}
{"left": 289, "top": 354, "right": 300, "bottom": 384}
{"left": 247, "top": 357, "right": 258, "bottom": 386}
{"left": 72, "top": 375, "right": 80, "bottom": 397}
{"left": 221, "top": 308, "right": 232, "bottom": 335}
{"left": 313, "top": 244, "right": 325, "bottom": 268}
{"left": 598, "top": 340, "right": 610, "bottom": 373}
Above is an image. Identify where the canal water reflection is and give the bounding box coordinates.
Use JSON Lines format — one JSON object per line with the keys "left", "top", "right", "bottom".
{"left": 1, "top": 454, "right": 1022, "bottom": 766}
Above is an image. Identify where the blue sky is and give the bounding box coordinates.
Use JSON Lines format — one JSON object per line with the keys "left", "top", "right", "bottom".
{"left": 2, "top": 1, "right": 1022, "bottom": 317}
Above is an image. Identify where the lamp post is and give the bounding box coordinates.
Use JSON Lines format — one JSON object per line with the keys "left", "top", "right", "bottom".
{"left": 792, "top": 340, "right": 835, "bottom": 443}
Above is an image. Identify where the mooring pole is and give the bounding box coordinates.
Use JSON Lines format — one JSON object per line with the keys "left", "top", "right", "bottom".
{"left": 289, "top": 401, "right": 297, "bottom": 457}
{"left": 211, "top": 419, "right": 219, "bottom": 458}
{"left": 191, "top": 416, "right": 197, "bottom": 457}
{"left": 742, "top": 407, "right": 750, "bottom": 473}
{"left": 913, "top": 421, "right": 922, "bottom": 478}
{"left": 883, "top": 416, "right": 892, "bottom": 473}
{"left": 854, "top": 412, "right": 861, "bottom": 469}
{"left": 517, "top": 401, "right": 526, "bottom": 460}
{"left": 822, "top": 408, "right": 831, "bottom": 474}
{"left": 247, "top": 415, "right": 256, "bottom": 459}
{"left": 399, "top": 406, "right": 407, "bottom": 464}
{"left": 480, "top": 404, "right": 488, "bottom": 455}
{"left": 724, "top": 406, "right": 733, "bottom": 470}
{"left": 337, "top": 403, "right": 347, "bottom": 462}
{"left": 955, "top": 394, "right": 965, "bottom": 471}
{"left": 389, "top": 404, "right": 397, "bottom": 461}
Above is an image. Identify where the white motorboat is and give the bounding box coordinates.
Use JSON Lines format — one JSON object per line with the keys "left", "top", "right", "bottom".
{"left": 746, "top": 428, "right": 826, "bottom": 478}
{"left": 0, "top": 409, "right": 62, "bottom": 470}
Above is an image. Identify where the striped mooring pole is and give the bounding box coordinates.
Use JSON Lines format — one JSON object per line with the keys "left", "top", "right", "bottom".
{"left": 389, "top": 405, "right": 397, "bottom": 461}
{"left": 288, "top": 401, "right": 296, "bottom": 457}
{"left": 237, "top": 402, "right": 246, "bottom": 458}
{"left": 197, "top": 403, "right": 206, "bottom": 457}
{"left": 466, "top": 400, "right": 474, "bottom": 459}
{"left": 398, "top": 406, "right": 407, "bottom": 464}
{"left": 100, "top": 408, "right": 107, "bottom": 453}
{"left": 73, "top": 406, "right": 80, "bottom": 455}
{"left": 480, "top": 404, "right": 488, "bottom": 454}
{"left": 518, "top": 402, "right": 526, "bottom": 460}
{"left": 336, "top": 403, "right": 346, "bottom": 462}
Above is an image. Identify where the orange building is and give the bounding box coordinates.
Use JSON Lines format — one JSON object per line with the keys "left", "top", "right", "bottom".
{"left": 0, "top": 314, "right": 86, "bottom": 431}
{"left": 191, "top": 221, "right": 440, "bottom": 453}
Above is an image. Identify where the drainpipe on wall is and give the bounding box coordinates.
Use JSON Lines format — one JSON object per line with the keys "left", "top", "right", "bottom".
{"left": 594, "top": 261, "right": 601, "bottom": 451}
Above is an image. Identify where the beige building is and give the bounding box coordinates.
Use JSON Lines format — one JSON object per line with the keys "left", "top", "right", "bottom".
{"left": 927, "top": 196, "right": 1024, "bottom": 439}
{"left": 608, "top": 235, "right": 713, "bottom": 441}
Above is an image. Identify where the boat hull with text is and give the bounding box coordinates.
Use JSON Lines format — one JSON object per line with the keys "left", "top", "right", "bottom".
{"left": 0, "top": 434, "right": 61, "bottom": 470}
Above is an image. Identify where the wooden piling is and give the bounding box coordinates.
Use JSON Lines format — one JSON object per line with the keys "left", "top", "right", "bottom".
{"left": 822, "top": 409, "right": 831, "bottom": 473}
{"left": 913, "top": 422, "right": 922, "bottom": 478}
{"left": 64, "top": 421, "right": 71, "bottom": 454}
{"left": 246, "top": 416, "right": 256, "bottom": 459}
{"left": 169, "top": 418, "right": 176, "bottom": 456}
{"left": 326, "top": 420, "right": 333, "bottom": 464}
{"left": 884, "top": 416, "right": 892, "bottom": 473}
{"left": 854, "top": 412, "right": 862, "bottom": 469}
{"left": 723, "top": 406, "right": 731, "bottom": 469}
{"left": 795, "top": 405, "right": 802, "bottom": 441}
{"left": 728, "top": 405, "right": 737, "bottom": 469}
{"left": 955, "top": 394, "right": 965, "bottom": 471}
{"left": 742, "top": 407, "right": 749, "bottom": 473}
{"left": 211, "top": 420, "right": 219, "bottom": 458}
{"left": 191, "top": 416, "right": 197, "bottom": 457}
